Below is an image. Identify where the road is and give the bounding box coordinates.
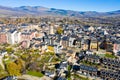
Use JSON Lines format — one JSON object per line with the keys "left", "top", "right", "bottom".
{"left": 17, "top": 75, "right": 52, "bottom": 80}
{"left": 0, "top": 56, "right": 5, "bottom": 69}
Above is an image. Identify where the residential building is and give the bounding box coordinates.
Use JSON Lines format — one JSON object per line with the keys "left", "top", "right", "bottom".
{"left": 0, "top": 32, "right": 7, "bottom": 44}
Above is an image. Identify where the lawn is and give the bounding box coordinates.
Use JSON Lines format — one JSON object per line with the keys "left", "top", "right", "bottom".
{"left": 104, "top": 53, "right": 116, "bottom": 58}
{"left": 27, "top": 71, "right": 44, "bottom": 77}
{"left": 67, "top": 77, "right": 71, "bottom": 80}
{"left": 81, "top": 61, "right": 98, "bottom": 67}
{"left": 72, "top": 74, "right": 89, "bottom": 80}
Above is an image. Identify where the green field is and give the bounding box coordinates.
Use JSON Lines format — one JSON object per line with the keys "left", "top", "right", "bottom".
{"left": 27, "top": 71, "right": 44, "bottom": 77}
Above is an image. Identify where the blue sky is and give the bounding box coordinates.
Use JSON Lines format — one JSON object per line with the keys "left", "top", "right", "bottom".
{"left": 0, "top": 0, "right": 120, "bottom": 12}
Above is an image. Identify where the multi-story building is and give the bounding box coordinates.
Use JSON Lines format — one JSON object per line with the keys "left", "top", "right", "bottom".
{"left": 20, "top": 31, "right": 37, "bottom": 42}
{"left": 113, "top": 41, "right": 120, "bottom": 54}
{"left": 49, "top": 25, "right": 54, "bottom": 35}
{"left": 7, "top": 29, "right": 21, "bottom": 44}
{"left": 0, "top": 32, "right": 7, "bottom": 44}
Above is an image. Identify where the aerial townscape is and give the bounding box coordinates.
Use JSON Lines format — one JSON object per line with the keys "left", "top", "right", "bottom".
{"left": 0, "top": 0, "right": 120, "bottom": 80}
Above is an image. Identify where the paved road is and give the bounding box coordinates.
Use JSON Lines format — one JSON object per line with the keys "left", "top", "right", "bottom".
{"left": 0, "top": 56, "right": 4, "bottom": 69}
{"left": 18, "top": 75, "right": 52, "bottom": 80}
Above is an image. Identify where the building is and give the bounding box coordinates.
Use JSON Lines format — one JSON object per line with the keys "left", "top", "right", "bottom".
{"left": 49, "top": 25, "right": 54, "bottom": 35}
{"left": 101, "top": 58, "right": 120, "bottom": 71}
{"left": 61, "top": 36, "right": 69, "bottom": 49}
{"left": 72, "top": 65, "right": 98, "bottom": 77}
{"left": 7, "top": 29, "right": 21, "bottom": 44}
{"left": 88, "top": 26, "right": 95, "bottom": 32}
{"left": 100, "top": 69, "right": 120, "bottom": 80}
{"left": 0, "top": 32, "right": 7, "bottom": 44}
{"left": 83, "top": 54, "right": 100, "bottom": 64}
{"left": 113, "top": 41, "right": 120, "bottom": 54}
{"left": 20, "top": 31, "right": 36, "bottom": 42}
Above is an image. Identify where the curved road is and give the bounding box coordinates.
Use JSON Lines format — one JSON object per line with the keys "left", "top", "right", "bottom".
{"left": 18, "top": 75, "right": 52, "bottom": 80}
{"left": 0, "top": 56, "right": 5, "bottom": 69}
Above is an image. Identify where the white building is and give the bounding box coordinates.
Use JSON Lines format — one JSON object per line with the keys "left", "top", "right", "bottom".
{"left": 49, "top": 26, "right": 54, "bottom": 34}
{"left": 69, "top": 37, "right": 75, "bottom": 47}
{"left": 7, "top": 29, "right": 21, "bottom": 44}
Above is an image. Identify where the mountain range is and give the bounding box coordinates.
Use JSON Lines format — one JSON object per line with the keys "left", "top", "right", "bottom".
{"left": 0, "top": 5, "right": 120, "bottom": 17}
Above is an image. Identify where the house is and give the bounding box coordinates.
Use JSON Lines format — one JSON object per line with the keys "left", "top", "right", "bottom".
{"left": 54, "top": 45, "right": 62, "bottom": 54}
{"left": 59, "top": 61, "right": 68, "bottom": 70}
{"left": 20, "top": 40, "right": 30, "bottom": 49}
{"left": 1, "top": 76, "right": 17, "bottom": 80}
{"left": 83, "top": 25, "right": 90, "bottom": 31}
{"left": 72, "top": 65, "right": 98, "bottom": 77}
{"left": 82, "top": 39, "right": 90, "bottom": 50}
{"left": 40, "top": 43, "right": 48, "bottom": 53}
{"left": 0, "top": 50, "right": 7, "bottom": 57}
{"left": 106, "top": 41, "right": 114, "bottom": 53}
{"left": 61, "top": 36, "right": 69, "bottom": 49}
{"left": 55, "top": 61, "right": 68, "bottom": 71}
{"left": 32, "top": 38, "right": 42, "bottom": 44}
{"left": 101, "top": 58, "right": 120, "bottom": 71}
{"left": 90, "top": 38, "right": 98, "bottom": 50}
{"left": 20, "top": 24, "right": 29, "bottom": 28}
{"left": 75, "top": 37, "right": 82, "bottom": 48}
{"left": 88, "top": 26, "right": 95, "bottom": 32}
{"left": 79, "top": 65, "right": 98, "bottom": 77}
{"left": 99, "top": 39, "right": 107, "bottom": 50}
{"left": 45, "top": 71, "right": 55, "bottom": 78}
{"left": 29, "top": 24, "right": 39, "bottom": 30}
{"left": 69, "top": 35, "right": 76, "bottom": 47}
{"left": 99, "top": 38, "right": 114, "bottom": 53}
{"left": 83, "top": 54, "right": 100, "bottom": 64}
{"left": 100, "top": 69, "right": 120, "bottom": 80}
{"left": 113, "top": 41, "right": 120, "bottom": 55}
{"left": 48, "top": 34, "right": 56, "bottom": 45}
{"left": 117, "top": 51, "right": 120, "bottom": 56}
{"left": 55, "top": 77, "right": 67, "bottom": 80}
{"left": 86, "top": 50, "right": 94, "bottom": 55}
{"left": 75, "top": 50, "right": 86, "bottom": 60}
{"left": 35, "top": 32, "right": 45, "bottom": 38}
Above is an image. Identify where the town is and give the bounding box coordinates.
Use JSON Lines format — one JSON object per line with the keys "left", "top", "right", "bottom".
{"left": 0, "top": 17, "right": 119, "bottom": 80}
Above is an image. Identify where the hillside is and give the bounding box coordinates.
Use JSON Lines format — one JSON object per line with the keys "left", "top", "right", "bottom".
{"left": 0, "top": 5, "right": 120, "bottom": 17}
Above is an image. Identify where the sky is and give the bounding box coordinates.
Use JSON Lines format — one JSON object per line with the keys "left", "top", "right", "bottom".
{"left": 0, "top": 0, "right": 120, "bottom": 12}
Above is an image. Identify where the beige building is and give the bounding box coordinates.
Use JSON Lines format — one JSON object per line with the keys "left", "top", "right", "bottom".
{"left": 49, "top": 26, "right": 54, "bottom": 34}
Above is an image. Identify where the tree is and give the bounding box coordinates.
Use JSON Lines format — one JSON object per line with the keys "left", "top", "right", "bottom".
{"left": 56, "top": 27, "right": 63, "bottom": 34}
{"left": 15, "top": 59, "right": 25, "bottom": 73}
{"left": 6, "top": 47, "right": 14, "bottom": 53}
{"left": 6, "top": 62, "right": 21, "bottom": 76}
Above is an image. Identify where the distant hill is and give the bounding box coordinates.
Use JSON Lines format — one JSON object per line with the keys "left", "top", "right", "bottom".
{"left": 0, "top": 5, "right": 120, "bottom": 17}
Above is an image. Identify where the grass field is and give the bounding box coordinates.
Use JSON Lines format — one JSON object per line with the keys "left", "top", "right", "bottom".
{"left": 27, "top": 71, "right": 44, "bottom": 77}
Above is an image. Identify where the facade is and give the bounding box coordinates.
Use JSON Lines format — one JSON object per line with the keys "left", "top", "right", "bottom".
{"left": 7, "top": 30, "right": 21, "bottom": 44}
{"left": 83, "top": 54, "right": 100, "bottom": 64}
{"left": 0, "top": 32, "right": 7, "bottom": 44}
{"left": 49, "top": 26, "right": 54, "bottom": 35}
{"left": 113, "top": 41, "right": 120, "bottom": 54}
{"left": 61, "top": 36, "right": 69, "bottom": 48}
{"left": 100, "top": 69, "right": 120, "bottom": 80}
{"left": 54, "top": 45, "right": 62, "bottom": 54}
{"left": 72, "top": 65, "right": 98, "bottom": 77}
{"left": 20, "top": 32, "right": 36, "bottom": 42}
{"left": 102, "top": 58, "right": 120, "bottom": 71}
